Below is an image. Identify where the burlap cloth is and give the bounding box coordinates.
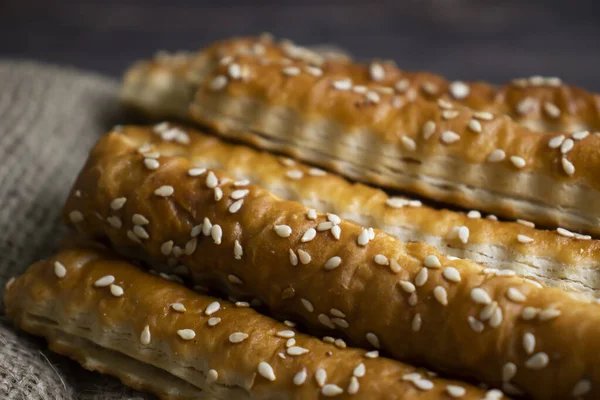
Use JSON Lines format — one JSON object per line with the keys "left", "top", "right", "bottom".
{"left": 0, "top": 60, "right": 157, "bottom": 399}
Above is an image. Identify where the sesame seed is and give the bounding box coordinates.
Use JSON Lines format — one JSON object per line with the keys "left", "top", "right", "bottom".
{"left": 422, "top": 81, "right": 439, "bottom": 95}
{"left": 293, "top": 368, "right": 307, "bottom": 385}
{"left": 374, "top": 254, "right": 389, "bottom": 266}
{"left": 574, "top": 233, "right": 592, "bottom": 240}
{"left": 395, "top": 79, "right": 410, "bottom": 92}
{"left": 525, "top": 352, "right": 549, "bottom": 369}
{"left": 94, "top": 275, "right": 115, "bottom": 287}
{"left": 365, "top": 91, "right": 380, "bottom": 104}
{"left": 287, "top": 346, "right": 309, "bottom": 356}
{"left": 369, "top": 63, "right": 385, "bottom": 81}
{"left": 572, "top": 130, "right": 590, "bottom": 141}
{"left": 561, "top": 157, "right": 575, "bottom": 175}
{"left": 331, "top": 225, "right": 341, "bottom": 240}
{"left": 441, "top": 131, "right": 460, "bottom": 144}
{"left": 160, "top": 241, "right": 174, "bottom": 256}
{"left": 234, "top": 240, "right": 243, "bottom": 260}
{"left": 433, "top": 286, "right": 448, "bottom": 306}
{"left": 489, "top": 307, "right": 503, "bottom": 327}
{"left": 316, "top": 368, "right": 327, "bottom": 387}
{"left": 515, "top": 219, "right": 534, "bottom": 228}
{"left": 411, "top": 313, "right": 422, "bottom": 331}
{"left": 209, "top": 75, "right": 228, "bottom": 91}
{"left": 280, "top": 158, "right": 296, "bottom": 167}
{"left": 415, "top": 267, "right": 428, "bottom": 287}
{"left": 548, "top": 135, "right": 565, "bottom": 149}
{"left": 230, "top": 189, "right": 249, "bottom": 200}
{"left": 572, "top": 380, "right": 592, "bottom": 397}
{"left": 127, "top": 230, "right": 141, "bottom": 244}
{"left": 140, "top": 325, "right": 151, "bottom": 345}
{"left": 347, "top": 377, "right": 359, "bottom": 394}
{"left": 495, "top": 365, "right": 514, "bottom": 387}
{"left": 282, "top": 66, "right": 301, "bottom": 76}
{"left": 305, "top": 66, "right": 323, "bottom": 77}
{"left": 471, "top": 288, "right": 492, "bottom": 304}
{"left": 133, "top": 225, "right": 149, "bottom": 239}
{"left": 301, "top": 298, "right": 314, "bottom": 312}
{"left": 353, "top": 85, "right": 367, "bottom": 94}
{"left": 227, "top": 63, "right": 242, "bottom": 79}
{"left": 289, "top": 249, "right": 298, "bottom": 266}
{"left": 69, "top": 210, "right": 84, "bottom": 223}
{"left": 211, "top": 224, "right": 222, "bottom": 244}
{"left": 560, "top": 138, "right": 574, "bottom": 154}
{"left": 385, "top": 197, "right": 407, "bottom": 208}
{"left": 171, "top": 303, "right": 186, "bottom": 312}
{"left": 110, "top": 197, "right": 127, "bottom": 210}
{"left": 273, "top": 224, "right": 292, "bottom": 238}
{"left": 298, "top": 249, "right": 311, "bottom": 264}
{"left": 417, "top": 121, "right": 436, "bottom": 141}
{"left": 286, "top": 170, "right": 304, "bottom": 180}
{"left": 258, "top": 362, "right": 276, "bottom": 381}
{"left": 228, "top": 274, "right": 244, "bottom": 285}
{"left": 402, "top": 373, "right": 421, "bottom": 382}
{"left": 324, "top": 256, "right": 341, "bottom": 270}
{"left": 307, "top": 209, "right": 317, "bottom": 220}
{"left": 144, "top": 151, "right": 160, "bottom": 159}
{"left": 326, "top": 214, "right": 340, "bottom": 226}
{"left": 365, "top": 350, "right": 379, "bottom": 358}
{"left": 389, "top": 258, "right": 401, "bottom": 273}
{"left": 144, "top": 158, "right": 160, "bottom": 170}
{"left": 332, "top": 79, "right": 352, "bottom": 91}
{"left": 468, "top": 119, "right": 483, "bottom": 133}
{"left": 368, "top": 228, "right": 375, "bottom": 240}
{"left": 443, "top": 267, "right": 461, "bottom": 283}
{"left": 308, "top": 168, "right": 326, "bottom": 176}
{"left": 109, "top": 284, "right": 124, "bottom": 297}
{"left": 366, "top": 332, "right": 380, "bottom": 348}
{"left": 517, "top": 234, "right": 534, "bottom": 244}
{"left": 506, "top": 287, "right": 526, "bottom": 303}
{"left": 276, "top": 330, "right": 295, "bottom": 339}
{"left": 509, "top": 156, "right": 528, "bottom": 170}
{"left": 322, "top": 384, "right": 343, "bottom": 397}
{"left": 413, "top": 379, "right": 434, "bottom": 391}
{"left": 176, "top": 329, "right": 195, "bottom": 341}
{"left": 449, "top": 81, "right": 470, "bottom": 99}
{"left": 131, "top": 214, "right": 149, "bottom": 226}
{"left": 521, "top": 307, "right": 540, "bottom": 320}
{"left": 557, "top": 227, "right": 574, "bottom": 237}
{"left": 301, "top": 228, "right": 317, "bottom": 242}
{"left": 400, "top": 280, "right": 416, "bottom": 294}
{"left": 229, "top": 332, "right": 249, "bottom": 343}
{"left": 188, "top": 168, "right": 206, "bottom": 177}
{"left": 523, "top": 332, "right": 536, "bottom": 354}
{"left": 401, "top": 136, "right": 417, "bottom": 151}
{"left": 205, "top": 301, "right": 220, "bottom": 315}
{"left": 516, "top": 97, "right": 537, "bottom": 115}
{"left": 205, "top": 171, "right": 218, "bottom": 188}
{"left": 479, "top": 301, "right": 497, "bottom": 321}
{"left": 468, "top": 316, "right": 484, "bottom": 332}
{"left": 154, "top": 185, "right": 174, "bottom": 197}
{"left": 457, "top": 226, "right": 470, "bottom": 244}
{"left": 233, "top": 179, "right": 250, "bottom": 187}
{"left": 539, "top": 308, "right": 561, "bottom": 321}
{"left": 473, "top": 111, "right": 494, "bottom": 121}
{"left": 54, "top": 261, "right": 67, "bottom": 278}
{"left": 106, "top": 216, "right": 122, "bottom": 229}
{"left": 357, "top": 228, "right": 370, "bottom": 246}
{"left": 424, "top": 255, "right": 441, "bottom": 268}
{"left": 543, "top": 102, "right": 561, "bottom": 118}
{"left": 207, "top": 369, "right": 218, "bottom": 383}
{"left": 442, "top": 110, "right": 460, "bottom": 120}
{"left": 207, "top": 317, "right": 221, "bottom": 327}
{"left": 487, "top": 149, "right": 506, "bottom": 162}
{"left": 235, "top": 301, "right": 250, "bottom": 308}
{"left": 318, "top": 313, "right": 336, "bottom": 329}
{"left": 228, "top": 199, "right": 244, "bottom": 213}
{"left": 446, "top": 385, "right": 466, "bottom": 398}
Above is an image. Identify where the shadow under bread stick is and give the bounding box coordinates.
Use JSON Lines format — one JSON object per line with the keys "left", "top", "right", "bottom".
{"left": 63, "top": 126, "right": 600, "bottom": 400}
{"left": 4, "top": 245, "right": 493, "bottom": 400}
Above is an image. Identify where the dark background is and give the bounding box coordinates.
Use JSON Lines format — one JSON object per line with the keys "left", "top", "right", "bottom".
{"left": 1, "top": 0, "right": 600, "bottom": 89}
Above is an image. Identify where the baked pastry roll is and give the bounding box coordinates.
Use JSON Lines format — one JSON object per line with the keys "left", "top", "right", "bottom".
{"left": 63, "top": 126, "right": 600, "bottom": 399}
{"left": 122, "top": 35, "right": 600, "bottom": 134}
{"left": 121, "top": 35, "right": 600, "bottom": 234}
{"left": 5, "top": 244, "right": 493, "bottom": 399}
{"left": 104, "top": 125, "right": 600, "bottom": 295}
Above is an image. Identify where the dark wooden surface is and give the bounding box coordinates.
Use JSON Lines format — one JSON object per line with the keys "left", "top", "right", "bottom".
{"left": 1, "top": 0, "right": 599, "bottom": 89}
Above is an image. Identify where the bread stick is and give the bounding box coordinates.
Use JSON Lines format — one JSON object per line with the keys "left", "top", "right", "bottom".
{"left": 5, "top": 245, "right": 492, "bottom": 399}
{"left": 63, "top": 127, "right": 600, "bottom": 399}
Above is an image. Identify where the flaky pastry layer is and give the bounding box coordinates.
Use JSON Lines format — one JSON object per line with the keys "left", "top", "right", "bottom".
{"left": 115, "top": 125, "right": 600, "bottom": 295}
{"left": 5, "top": 245, "right": 490, "bottom": 400}
{"left": 63, "top": 127, "right": 600, "bottom": 399}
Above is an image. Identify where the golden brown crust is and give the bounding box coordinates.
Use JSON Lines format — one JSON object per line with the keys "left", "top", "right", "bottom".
{"left": 121, "top": 35, "right": 600, "bottom": 235}
{"left": 62, "top": 127, "right": 600, "bottom": 399}
{"left": 113, "top": 125, "right": 600, "bottom": 295}
{"left": 5, "top": 245, "right": 490, "bottom": 400}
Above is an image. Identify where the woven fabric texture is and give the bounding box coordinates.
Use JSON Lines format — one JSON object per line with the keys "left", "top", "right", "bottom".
{"left": 0, "top": 60, "right": 155, "bottom": 399}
